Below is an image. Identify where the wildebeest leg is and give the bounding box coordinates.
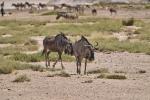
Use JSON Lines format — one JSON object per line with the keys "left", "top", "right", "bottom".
{"left": 47, "top": 51, "right": 50, "bottom": 67}
{"left": 45, "top": 53, "right": 48, "bottom": 68}
{"left": 78, "top": 61, "right": 81, "bottom": 74}
{"left": 76, "top": 58, "right": 79, "bottom": 74}
{"left": 53, "top": 52, "right": 63, "bottom": 69}
{"left": 59, "top": 53, "right": 64, "bottom": 69}
{"left": 84, "top": 59, "right": 87, "bottom": 75}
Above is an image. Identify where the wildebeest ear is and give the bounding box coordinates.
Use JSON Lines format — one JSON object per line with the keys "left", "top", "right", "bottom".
{"left": 81, "top": 35, "right": 85, "bottom": 39}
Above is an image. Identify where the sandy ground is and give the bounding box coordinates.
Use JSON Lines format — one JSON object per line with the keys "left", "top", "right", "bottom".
{"left": 0, "top": 52, "right": 150, "bottom": 100}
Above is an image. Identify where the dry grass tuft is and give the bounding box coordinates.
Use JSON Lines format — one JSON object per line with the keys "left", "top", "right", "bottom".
{"left": 114, "top": 70, "right": 126, "bottom": 74}
{"left": 97, "top": 74, "right": 127, "bottom": 80}
{"left": 47, "top": 71, "right": 71, "bottom": 77}
{"left": 13, "top": 74, "right": 30, "bottom": 82}
{"left": 82, "top": 79, "right": 93, "bottom": 83}
{"left": 87, "top": 68, "right": 109, "bottom": 74}
{"left": 106, "top": 74, "right": 127, "bottom": 80}
{"left": 138, "top": 70, "right": 146, "bottom": 74}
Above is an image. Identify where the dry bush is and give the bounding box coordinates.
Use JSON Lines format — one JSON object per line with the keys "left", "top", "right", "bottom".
{"left": 106, "top": 74, "right": 127, "bottom": 80}
{"left": 122, "top": 18, "right": 134, "bottom": 26}
{"left": 47, "top": 71, "right": 70, "bottom": 77}
{"left": 87, "top": 68, "right": 109, "bottom": 74}
{"left": 114, "top": 70, "right": 126, "bottom": 73}
{"left": 97, "top": 74, "right": 127, "bottom": 80}
{"left": 138, "top": 70, "right": 146, "bottom": 74}
{"left": 13, "top": 74, "right": 30, "bottom": 82}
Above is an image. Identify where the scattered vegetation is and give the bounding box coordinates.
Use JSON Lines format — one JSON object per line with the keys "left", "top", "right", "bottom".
{"left": 106, "top": 74, "right": 127, "bottom": 80}
{"left": 13, "top": 74, "right": 30, "bottom": 82}
{"left": 138, "top": 70, "right": 146, "bottom": 74}
{"left": 47, "top": 74, "right": 55, "bottom": 77}
{"left": 41, "top": 11, "right": 57, "bottom": 16}
{"left": 10, "top": 52, "right": 74, "bottom": 62}
{"left": 97, "top": 74, "right": 127, "bottom": 80}
{"left": 30, "top": 65, "right": 45, "bottom": 72}
{"left": 47, "top": 71, "right": 71, "bottom": 77}
{"left": 122, "top": 18, "right": 134, "bottom": 26}
{"left": 0, "top": 57, "right": 42, "bottom": 74}
{"left": 81, "top": 80, "right": 93, "bottom": 83}
{"left": 97, "top": 74, "right": 106, "bottom": 78}
{"left": 56, "top": 71, "right": 71, "bottom": 77}
{"left": 114, "top": 70, "right": 126, "bottom": 73}
{"left": 145, "top": 4, "right": 150, "bottom": 9}
{"left": 87, "top": 68, "right": 109, "bottom": 74}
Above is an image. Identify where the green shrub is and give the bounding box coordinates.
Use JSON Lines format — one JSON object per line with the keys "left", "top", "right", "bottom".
{"left": 122, "top": 18, "right": 134, "bottom": 26}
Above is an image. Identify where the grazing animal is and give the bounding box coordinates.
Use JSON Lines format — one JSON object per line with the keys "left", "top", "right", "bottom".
{"left": 42, "top": 32, "right": 71, "bottom": 69}
{"left": 92, "top": 8, "right": 97, "bottom": 16}
{"left": 12, "top": 3, "right": 20, "bottom": 10}
{"left": 25, "top": 2, "right": 34, "bottom": 9}
{"left": 65, "top": 36, "right": 98, "bottom": 74}
{"left": 109, "top": 8, "right": 117, "bottom": 15}
{"left": 53, "top": 5, "right": 62, "bottom": 11}
{"left": 12, "top": 3, "right": 26, "bottom": 10}
{"left": 56, "top": 12, "right": 78, "bottom": 20}
{"left": 0, "top": 1, "right": 5, "bottom": 16}
{"left": 38, "top": 3, "right": 47, "bottom": 9}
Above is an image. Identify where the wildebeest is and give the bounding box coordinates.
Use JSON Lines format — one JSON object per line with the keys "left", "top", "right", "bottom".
{"left": 92, "top": 8, "right": 97, "bottom": 16}
{"left": 65, "top": 36, "right": 98, "bottom": 74}
{"left": 25, "top": 2, "right": 35, "bottom": 9}
{"left": 12, "top": 3, "right": 26, "bottom": 10}
{"left": 56, "top": 12, "right": 78, "bottom": 20}
{"left": 42, "top": 32, "right": 71, "bottom": 69}
{"left": 12, "top": 3, "right": 20, "bottom": 10}
{"left": 0, "top": 1, "right": 5, "bottom": 16}
{"left": 109, "top": 8, "right": 117, "bottom": 15}
{"left": 38, "top": 3, "right": 47, "bottom": 9}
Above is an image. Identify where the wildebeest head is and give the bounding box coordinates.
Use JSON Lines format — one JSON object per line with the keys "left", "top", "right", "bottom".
{"left": 64, "top": 43, "right": 73, "bottom": 55}
{"left": 81, "top": 36, "right": 98, "bottom": 61}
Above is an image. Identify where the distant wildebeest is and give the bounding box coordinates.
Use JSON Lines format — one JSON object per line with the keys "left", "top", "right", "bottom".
{"left": 42, "top": 32, "right": 71, "bottom": 69}
{"left": 0, "top": 1, "right": 5, "bottom": 16}
{"left": 53, "top": 5, "right": 62, "bottom": 11}
{"left": 25, "top": 2, "right": 35, "bottom": 9}
{"left": 38, "top": 3, "right": 47, "bottom": 9}
{"left": 12, "top": 3, "right": 20, "bottom": 10}
{"left": 109, "top": 8, "right": 117, "bottom": 15}
{"left": 65, "top": 36, "right": 98, "bottom": 74}
{"left": 56, "top": 12, "right": 78, "bottom": 20}
{"left": 12, "top": 3, "right": 26, "bottom": 10}
{"left": 92, "top": 8, "right": 97, "bottom": 16}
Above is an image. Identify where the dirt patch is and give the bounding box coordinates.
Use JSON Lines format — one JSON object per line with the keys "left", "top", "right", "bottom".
{"left": 0, "top": 43, "right": 12, "bottom": 48}
{"left": 0, "top": 51, "right": 150, "bottom": 100}
{"left": 1, "top": 34, "right": 12, "bottom": 38}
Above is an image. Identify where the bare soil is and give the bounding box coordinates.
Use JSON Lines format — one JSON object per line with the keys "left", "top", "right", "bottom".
{"left": 0, "top": 52, "right": 150, "bottom": 100}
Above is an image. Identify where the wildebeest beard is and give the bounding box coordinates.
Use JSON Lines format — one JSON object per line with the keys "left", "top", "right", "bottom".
{"left": 88, "top": 50, "right": 94, "bottom": 61}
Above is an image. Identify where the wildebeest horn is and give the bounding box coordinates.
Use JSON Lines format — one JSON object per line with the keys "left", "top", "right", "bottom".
{"left": 94, "top": 42, "right": 99, "bottom": 50}
{"left": 94, "top": 42, "right": 98, "bottom": 47}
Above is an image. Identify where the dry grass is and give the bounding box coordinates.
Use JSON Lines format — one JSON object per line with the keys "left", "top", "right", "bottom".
{"left": 114, "top": 70, "right": 126, "bottom": 74}
{"left": 47, "top": 71, "right": 70, "bottom": 77}
{"left": 138, "top": 70, "right": 146, "bottom": 74}
{"left": 106, "top": 74, "right": 127, "bottom": 80}
{"left": 13, "top": 74, "right": 30, "bottom": 82}
{"left": 87, "top": 68, "right": 109, "bottom": 74}
{"left": 97, "top": 74, "right": 127, "bottom": 80}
